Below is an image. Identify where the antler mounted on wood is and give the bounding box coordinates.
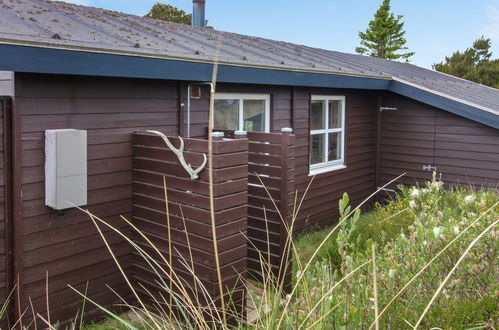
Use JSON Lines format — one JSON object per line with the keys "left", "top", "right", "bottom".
{"left": 147, "top": 130, "right": 207, "bottom": 180}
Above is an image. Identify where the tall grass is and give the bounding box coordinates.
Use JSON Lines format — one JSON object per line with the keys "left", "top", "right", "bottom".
{"left": 50, "top": 173, "right": 495, "bottom": 330}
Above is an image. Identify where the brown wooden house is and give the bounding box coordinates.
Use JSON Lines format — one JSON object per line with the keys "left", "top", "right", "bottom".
{"left": 0, "top": 0, "right": 497, "bottom": 326}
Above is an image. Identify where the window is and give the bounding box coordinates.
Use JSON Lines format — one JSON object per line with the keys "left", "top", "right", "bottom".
{"left": 214, "top": 93, "right": 270, "bottom": 132}
{"left": 309, "top": 95, "right": 345, "bottom": 175}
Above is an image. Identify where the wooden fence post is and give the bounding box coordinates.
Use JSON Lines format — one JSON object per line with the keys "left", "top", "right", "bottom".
{"left": 279, "top": 127, "right": 293, "bottom": 293}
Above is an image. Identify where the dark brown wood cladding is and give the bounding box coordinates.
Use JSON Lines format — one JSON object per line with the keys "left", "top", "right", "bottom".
{"left": 132, "top": 132, "right": 248, "bottom": 318}
{"left": 379, "top": 93, "right": 499, "bottom": 189}
{"left": 0, "top": 97, "right": 13, "bottom": 328}
{"left": 6, "top": 73, "right": 496, "bottom": 327}
{"left": 14, "top": 73, "right": 181, "bottom": 325}
{"left": 211, "top": 84, "right": 379, "bottom": 233}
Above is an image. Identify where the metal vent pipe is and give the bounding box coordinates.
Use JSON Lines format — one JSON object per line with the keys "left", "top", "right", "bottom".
{"left": 192, "top": 0, "right": 206, "bottom": 27}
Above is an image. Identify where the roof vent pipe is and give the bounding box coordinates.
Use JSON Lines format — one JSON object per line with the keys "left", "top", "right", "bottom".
{"left": 192, "top": 0, "right": 206, "bottom": 27}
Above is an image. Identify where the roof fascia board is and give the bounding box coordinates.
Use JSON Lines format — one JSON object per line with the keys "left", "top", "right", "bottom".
{"left": 0, "top": 44, "right": 390, "bottom": 90}
{"left": 388, "top": 80, "right": 499, "bottom": 130}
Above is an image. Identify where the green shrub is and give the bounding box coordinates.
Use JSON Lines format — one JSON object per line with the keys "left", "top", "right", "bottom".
{"left": 292, "top": 175, "right": 498, "bottom": 329}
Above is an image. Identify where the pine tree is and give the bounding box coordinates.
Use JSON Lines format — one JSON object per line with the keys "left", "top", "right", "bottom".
{"left": 433, "top": 37, "right": 499, "bottom": 88}
{"left": 355, "top": 0, "right": 414, "bottom": 60}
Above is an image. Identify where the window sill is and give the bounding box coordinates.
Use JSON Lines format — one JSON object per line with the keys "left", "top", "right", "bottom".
{"left": 309, "top": 164, "right": 346, "bottom": 176}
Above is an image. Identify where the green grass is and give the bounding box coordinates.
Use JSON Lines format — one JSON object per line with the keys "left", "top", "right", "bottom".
{"left": 294, "top": 212, "right": 375, "bottom": 270}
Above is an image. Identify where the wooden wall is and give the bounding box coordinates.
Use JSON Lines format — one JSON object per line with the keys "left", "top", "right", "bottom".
{"left": 0, "top": 98, "right": 12, "bottom": 328}
{"left": 14, "top": 73, "right": 180, "bottom": 325}
{"left": 379, "top": 93, "right": 499, "bottom": 189}
{"left": 10, "top": 73, "right": 496, "bottom": 326}
{"left": 213, "top": 84, "right": 378, "bottom": 232}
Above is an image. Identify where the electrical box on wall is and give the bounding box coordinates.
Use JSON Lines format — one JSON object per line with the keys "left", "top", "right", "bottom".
{"left": 45, "top": 129, "right": 87, "bottom": 210}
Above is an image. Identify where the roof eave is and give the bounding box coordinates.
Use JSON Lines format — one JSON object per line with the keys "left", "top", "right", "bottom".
{"left": 0, "top": 43, "right": 497, "bottom": 130}
{"left": 388, "top": 79, "right": 499, "bottom": 130}
{"left": 0, "top": 43, "right": 391, "bottom": 90}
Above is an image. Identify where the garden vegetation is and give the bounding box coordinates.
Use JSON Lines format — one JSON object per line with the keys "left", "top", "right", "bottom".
{"left": 67, "top": 174, "right": 498, "bottom": 330}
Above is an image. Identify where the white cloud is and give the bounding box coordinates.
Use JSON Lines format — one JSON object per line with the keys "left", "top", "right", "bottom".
{"left": 480, "top": 1, "right": 499, "bottom": 42}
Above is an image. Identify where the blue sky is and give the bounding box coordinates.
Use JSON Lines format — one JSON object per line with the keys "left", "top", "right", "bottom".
{"left": 65, "top": 0, "right": 499, "bottom": 68}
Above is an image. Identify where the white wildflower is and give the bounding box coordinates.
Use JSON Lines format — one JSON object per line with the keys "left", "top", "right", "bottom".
{"left": 464, "top": 195, "right": 475, "bottom": 203}
{"left": 433, "top": 227, "right": 441, "bottom": 238}
{"left": 453, "top": 226, "right": 460, "bottom": 235}
{"left": 409, "top": 200, "right": 417, "bottom": 208}
{"left": 411, "top": 188, "right": 420, "bottom": 198}
{"left": 468, "top": 212, "right": 477, "bottom": 218}
{"left": 296, "top": 270, "right": 302, "bottom": 278}
{"left": 421, "top": 188, "right": 429, "bottom": 194}
{"left": 431, "top": 181, "right": 443, "bottom": 190}
{"left": 423, "top": 240, "right": 427, "bottom": 246}
{"left": 400, "top": 232, "right": 406, "bottom": 240}
{"left": 389, "top": 269, "right": 397, "bottom": 278}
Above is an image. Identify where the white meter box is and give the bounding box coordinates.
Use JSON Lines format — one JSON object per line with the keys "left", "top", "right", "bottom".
{"left": 45, "top": 129, "right": 87, "bottom": 210}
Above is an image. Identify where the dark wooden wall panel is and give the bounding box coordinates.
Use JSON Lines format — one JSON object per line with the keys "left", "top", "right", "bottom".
{"left": 15, "top": 73, "right": 180, "bottom": 325}
{"left": 212, "top": 84, "right": 379, "bottom": 232}
{"left": 380, "top": 93, "right": 499, "bottom": 188}
{"left": 293, "top": 88, "right": 378, "bottom": 232}
{"left": 379, "top": 93, "right": 436, "bottom": 187}
{"left": 0, "top": 98, "right": 9, "bottom": 327}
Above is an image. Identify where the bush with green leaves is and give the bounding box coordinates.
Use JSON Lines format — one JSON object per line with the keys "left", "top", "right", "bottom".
{"left": 291, "top": 176, "right": 498, "bottom": 329}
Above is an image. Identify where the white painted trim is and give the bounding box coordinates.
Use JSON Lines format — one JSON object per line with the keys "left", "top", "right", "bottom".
{"left": 214, "top": 93, "right": 271, "bottom": 132}
{"left": 309, "top": 164, "right": 346, "bottom": 176}
{"left": 309, "top": 95, "right": 346, "bottom": 172}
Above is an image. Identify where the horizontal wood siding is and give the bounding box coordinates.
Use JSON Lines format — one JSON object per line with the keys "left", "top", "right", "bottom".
{"left": 293, "top": 88, "right": 378, "bottom": 232}
{"left": 15, "top": 73, "right": 180, "bottom": 325}
{"left": 132, "top": 133, "right": 247, "bottom": 318}
{"left": 379, "top": 93, "right": 436, "bottom": 187}
{"left": 434, "top": 111, "right": 499, "bottom": 187}
{"left": 0, "top": 99, "right": 9, "bottom": 328}
{"left": 214, "top": 84, "right": 378, "bottom": 232}
{"left": 380, "top": 93, "right": 499, "bottom": 188}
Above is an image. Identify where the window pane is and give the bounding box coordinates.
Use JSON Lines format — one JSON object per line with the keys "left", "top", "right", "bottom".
{"left": 243, "top": 100, "right": 266, "bottom": 132}
{"left": 214, "top": 99, "right": 239, "bottom": 130}
{"left": 328, "top": 100, "right": 342, "bottom": 128}
{"left": 328, "top": 132, "right": 342, "bottom": 161}
{"left": 311, "top": 101, "right": 326, "bottom": 130}
{"left": 310, "top": 134, "right": 325, "bottom": 165}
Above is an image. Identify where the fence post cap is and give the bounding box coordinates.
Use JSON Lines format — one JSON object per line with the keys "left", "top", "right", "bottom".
{"left": 211, "top": 132, "right": 224, "bottom": 138}
{"left": 234, "top": 130, "right": 247, "bottom": 136}
{"left": 281, "top": 127, "right": 293, "bottom": 133}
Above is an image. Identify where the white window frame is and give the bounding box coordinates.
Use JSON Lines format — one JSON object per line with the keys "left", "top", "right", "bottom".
{"left": 309, "top": 95, "right": 346, "bottom": 176}
{"left": 213, "top": 93, "right": 271, "bottom": 132}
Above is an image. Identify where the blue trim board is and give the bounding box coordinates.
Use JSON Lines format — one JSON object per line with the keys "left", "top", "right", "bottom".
{"left": 0, "top": 43, "right": 496, "bottom": 128}
{"left": 0, "top": 44, "right": 389, "bottom": 90}
{"left": 389, "top": 80, "right": 499, "bottom": 130}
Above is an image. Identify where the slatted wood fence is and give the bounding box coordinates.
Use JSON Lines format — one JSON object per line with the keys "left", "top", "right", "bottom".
{"left": 223, "top": 129, "right": 295, "bottom": 293}
{"left": 131, "top": 132, "right": 248, "bottom": 320}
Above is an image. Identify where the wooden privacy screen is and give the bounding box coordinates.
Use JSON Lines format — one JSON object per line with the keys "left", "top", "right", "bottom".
{"left": 131, "top": 133, "right": 248, "bottom": 320}
{"left": 223, "top": 130, "right": 295, "bottom": 293}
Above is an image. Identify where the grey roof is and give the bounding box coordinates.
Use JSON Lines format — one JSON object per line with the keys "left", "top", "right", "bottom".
{"left": 0, "top": 0, "right": 498, "bottom": 117}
